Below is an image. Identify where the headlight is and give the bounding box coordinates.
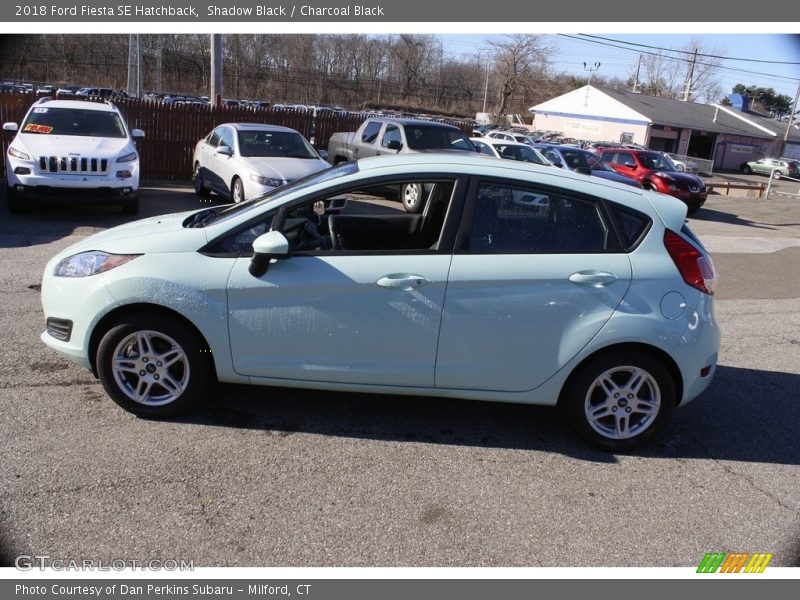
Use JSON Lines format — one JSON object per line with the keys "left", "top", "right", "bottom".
{"left": 116, "top": 151, "right": 138, "bottom": 163}
{"left": 54, "top": 251, "right": 140, "bottom": 277}
{"left": 8, "top": 147, "right": 30, "bottom": 160}
{"left": 249, "top": 174, "right": 284, "bottom": 187}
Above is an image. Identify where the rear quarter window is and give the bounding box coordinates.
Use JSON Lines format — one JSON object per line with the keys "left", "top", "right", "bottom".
{"left": 609, "top": 204, "right": 652, "bottom": 251}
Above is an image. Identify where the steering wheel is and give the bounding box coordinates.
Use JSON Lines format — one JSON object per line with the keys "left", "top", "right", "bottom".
{"left": 327, "top": 214, "right": 340, "bottom": 251}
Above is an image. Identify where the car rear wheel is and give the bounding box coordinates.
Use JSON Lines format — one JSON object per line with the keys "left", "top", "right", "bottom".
{"left": 563, "top": 351, "right": 676, "bottom": 451}
{"left": 401, "top": 183, "right": 424, "bottom": 213}
{"left": 231, "top": 177, "right": 245, "bottom": 203}
{"left": 193, "top": 163, "right": 211, "bottom": 197}
{"left": 96, "top": 315, "right": 212, "bottom": 417}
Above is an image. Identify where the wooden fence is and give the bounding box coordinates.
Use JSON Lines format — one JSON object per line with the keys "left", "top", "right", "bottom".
{"left": 0, "top": 93, "right": 472, "bottom": 181}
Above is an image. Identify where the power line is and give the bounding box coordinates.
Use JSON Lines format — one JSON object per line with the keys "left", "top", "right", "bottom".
{"left": 559, "top": 34, "right": 800, "bottom": 84}
{"left": 578, "top": 34, "right": 800, "bottom": 65}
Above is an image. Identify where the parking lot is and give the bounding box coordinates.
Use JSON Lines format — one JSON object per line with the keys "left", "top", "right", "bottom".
{"left": 0, "top": 181, "right": 798, "bottom": 568}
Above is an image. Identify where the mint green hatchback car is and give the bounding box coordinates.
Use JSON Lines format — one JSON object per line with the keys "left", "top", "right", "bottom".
{"left": 40, "top": 154, "right": 720, "bottom": 451}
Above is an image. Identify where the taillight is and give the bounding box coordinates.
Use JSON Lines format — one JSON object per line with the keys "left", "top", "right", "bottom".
{"left": 664, "top": 230, "right": 716, "bottom": 295}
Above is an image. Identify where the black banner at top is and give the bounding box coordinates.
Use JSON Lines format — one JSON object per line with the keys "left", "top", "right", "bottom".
{"left": 0, "top": 0, "right": 789, "bottom": 23}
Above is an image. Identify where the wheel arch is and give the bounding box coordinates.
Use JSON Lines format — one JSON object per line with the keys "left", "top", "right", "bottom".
{"left": 88, "top": 303, "right": 217, "bottom": 380}
{"left": 557, "top": 342, "right": 684, "bottom": 408}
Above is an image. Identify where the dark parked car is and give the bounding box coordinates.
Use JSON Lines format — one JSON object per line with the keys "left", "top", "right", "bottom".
{"left": 535, "top": 144, "right": 643, "bottom": 189}
{"left": 600, "top": 148, "right": 707, "bottom": 214}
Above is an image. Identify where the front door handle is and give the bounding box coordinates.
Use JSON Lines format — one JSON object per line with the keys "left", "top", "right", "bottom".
{"left": 569, "top": 271, "right": 617, "bottom": 287}
{"left": 376, "top": 274, "right": 429, "bottom": 290}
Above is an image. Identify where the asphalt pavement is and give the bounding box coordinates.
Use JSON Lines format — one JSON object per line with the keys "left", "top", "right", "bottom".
{"left": 0, "top": 181, "right": 798, "bottom": 568}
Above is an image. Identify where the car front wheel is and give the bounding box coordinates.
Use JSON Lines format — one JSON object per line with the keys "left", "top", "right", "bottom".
{"left": 564, "top": 351, "right": 676, "bottom": 451}
{"left": 773, "top": 171, "right": 782, "bottom": 180}
{"left": 743, "top": 165, "right": 752, "bottom": 174}
{"left": 96, "top": 315, "right": 212, "bottom": 417}
{"left": 231, "top": 177, "right": 245, "bottom": 203}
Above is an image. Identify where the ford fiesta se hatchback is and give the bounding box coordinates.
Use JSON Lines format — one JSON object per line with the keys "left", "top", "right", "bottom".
{"left": 40, "top": 154, "right": 720, "bottom": 451}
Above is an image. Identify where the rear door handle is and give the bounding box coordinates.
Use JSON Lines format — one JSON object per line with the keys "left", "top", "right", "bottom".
{"left": 569, "top": 271, "right": 617, "bottom": 287}
{"left": 377, "top": 274, "right": 429, "bottom": 290}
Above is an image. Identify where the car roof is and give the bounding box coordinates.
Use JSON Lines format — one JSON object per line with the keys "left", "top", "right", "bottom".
{"left": 534, "top": 144, "right": 591, "bottom": 152}
{"left": 31, "top": 98, "right": 117, "bottom": 112}
{"left": 223, "top": 122, "right": 301, "bottom": 134}
{"left": 364, "top": 117, "right": 462, "bottom": 130}
{"left": 482, "top": 139, "right": 533, "bottom": 148}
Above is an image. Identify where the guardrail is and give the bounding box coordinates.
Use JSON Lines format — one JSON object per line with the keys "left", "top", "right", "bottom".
{"left": 705, "top": 180, "right": 766, "bottom": 198}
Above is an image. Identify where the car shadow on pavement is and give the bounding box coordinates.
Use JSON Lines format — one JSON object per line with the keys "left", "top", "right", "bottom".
{"left": 177, "top": 364, "right": 799, "bottom": 465}
{"left": 0, "top": 182, "right": 210, "bottom": 249}
{"left": 690, "top": 206, "right": 778, "bottom": 230}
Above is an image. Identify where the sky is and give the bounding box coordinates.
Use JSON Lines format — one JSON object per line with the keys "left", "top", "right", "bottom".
{"left": 439, "top": 34, "right": 800, "bottom": 100}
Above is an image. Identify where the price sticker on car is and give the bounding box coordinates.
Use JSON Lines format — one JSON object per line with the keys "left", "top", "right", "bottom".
{"left": 24, "top": 123, "right": 53, "bottom": 133}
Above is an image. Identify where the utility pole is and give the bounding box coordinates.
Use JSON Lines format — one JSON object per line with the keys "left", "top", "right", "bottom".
{"left": 210, "top": 34, "right": 223, "bottom": 107}
{"left": 781, "top": 82, "right": 800, "bottom": 157}
{"left": 682, "top": 48, "right": 698, "bottom": 102}
{"left": 126, "top": 34, "right": 142, "bottom": 98}
{"left": 583, "top": 62, "right": 600, "bottom": 107}
{"left": 632, "top": 55, "right": 642, "bottom": 93}
{"left": 482, "top": 55, "right": 490, "bottom": 113}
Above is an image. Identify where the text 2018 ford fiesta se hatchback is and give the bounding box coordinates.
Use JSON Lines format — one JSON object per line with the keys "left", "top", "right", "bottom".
{"left": 40, "top": 154, "right": 720, "bottom": 451}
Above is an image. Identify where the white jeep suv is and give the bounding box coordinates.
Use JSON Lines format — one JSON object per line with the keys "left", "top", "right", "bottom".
{"left": 4, "top": 98, "right": 144, "bottom": 214}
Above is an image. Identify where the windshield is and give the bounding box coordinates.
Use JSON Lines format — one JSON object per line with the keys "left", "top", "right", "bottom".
{"left": 21, "top": 107, "right": 126, "bottom": 138}
{"left": 197, "top": 161, "right": 358, "bottom": 227}
{"left": 237, "top": 130, "right": 318, "bottom": 159}
{"left": 560, "top": 148, "right": 613, "bottom": 172}
{"left": 637, "top": 151, "right": 676, "bottom": 172}
{"left": 405, "top": 125, "right": 475, "bottom": 151}
{"left": 519, "top": 146, "right": 549, "bottom": 165}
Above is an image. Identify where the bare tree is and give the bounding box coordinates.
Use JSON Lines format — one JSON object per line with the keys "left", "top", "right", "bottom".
{"left": 632, "top": 39, "right": 724, "bottom": 103}
{"left": 488, "top": 34, "right": 551, "bottom": 117}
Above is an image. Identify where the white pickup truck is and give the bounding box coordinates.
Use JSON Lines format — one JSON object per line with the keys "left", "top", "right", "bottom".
{"left": 326, "top": 117, "right": 476, "bottom": 211}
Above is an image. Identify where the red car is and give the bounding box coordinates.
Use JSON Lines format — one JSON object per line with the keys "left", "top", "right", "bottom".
{"left": 600, "top": 148, "right": 707, "bottom": 214}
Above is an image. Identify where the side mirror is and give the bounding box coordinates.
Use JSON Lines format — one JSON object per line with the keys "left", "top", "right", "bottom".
{"left": 3, "top": 122, "right": 18, "bottom": 132}
{"left": 217, "top": 145, "right": 233, "bottom": 157}
{"left": 249, "top": 231, "right": 290, "bottom": 277}
{"left": 131, "top": 129, "right": 145, "bottom": 139}
{"left": 317, "top": 149, "right": 328, "bottom": 159}
{"left": 386, "top": 140, "right": 402, "bottom": 151}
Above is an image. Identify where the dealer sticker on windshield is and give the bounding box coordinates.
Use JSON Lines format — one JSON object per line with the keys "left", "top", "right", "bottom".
{"left": 23, "top": 123, "right": 53, "bottom": 133}
{"left": 33, "top": 107, "right": 48, "bottom": 113}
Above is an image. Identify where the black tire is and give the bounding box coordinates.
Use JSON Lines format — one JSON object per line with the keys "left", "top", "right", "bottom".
{"left": 563, "top": 351, "right": 677, "bottom": 452}
{"left": 742, "top": 165, "right": 752, "bottom": 175}
{"left": 773, "top": 171, "right": 782, "bottom": 180}
{"left": 676, "top": 164, "right": 685, "bottom": 172}
{"left": 401, "top": 182, "right": 425, "bottom": 213}
{"left": 231, "top": 176, "right": 245, "bottom": 203}
{"left": 193, "top": 163, "right": 211, "bottom": 197}
{"left": 6, "top": 186, "right": 25, "bottom": 214}
{"left": 96, "top": 314, "right": 212, "bottom": 418}
{"left": 686, "top": 201, "right": 703, "bottom": 216}
{"left": 121, "top": 195, "right": 139, "bottom": 215}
